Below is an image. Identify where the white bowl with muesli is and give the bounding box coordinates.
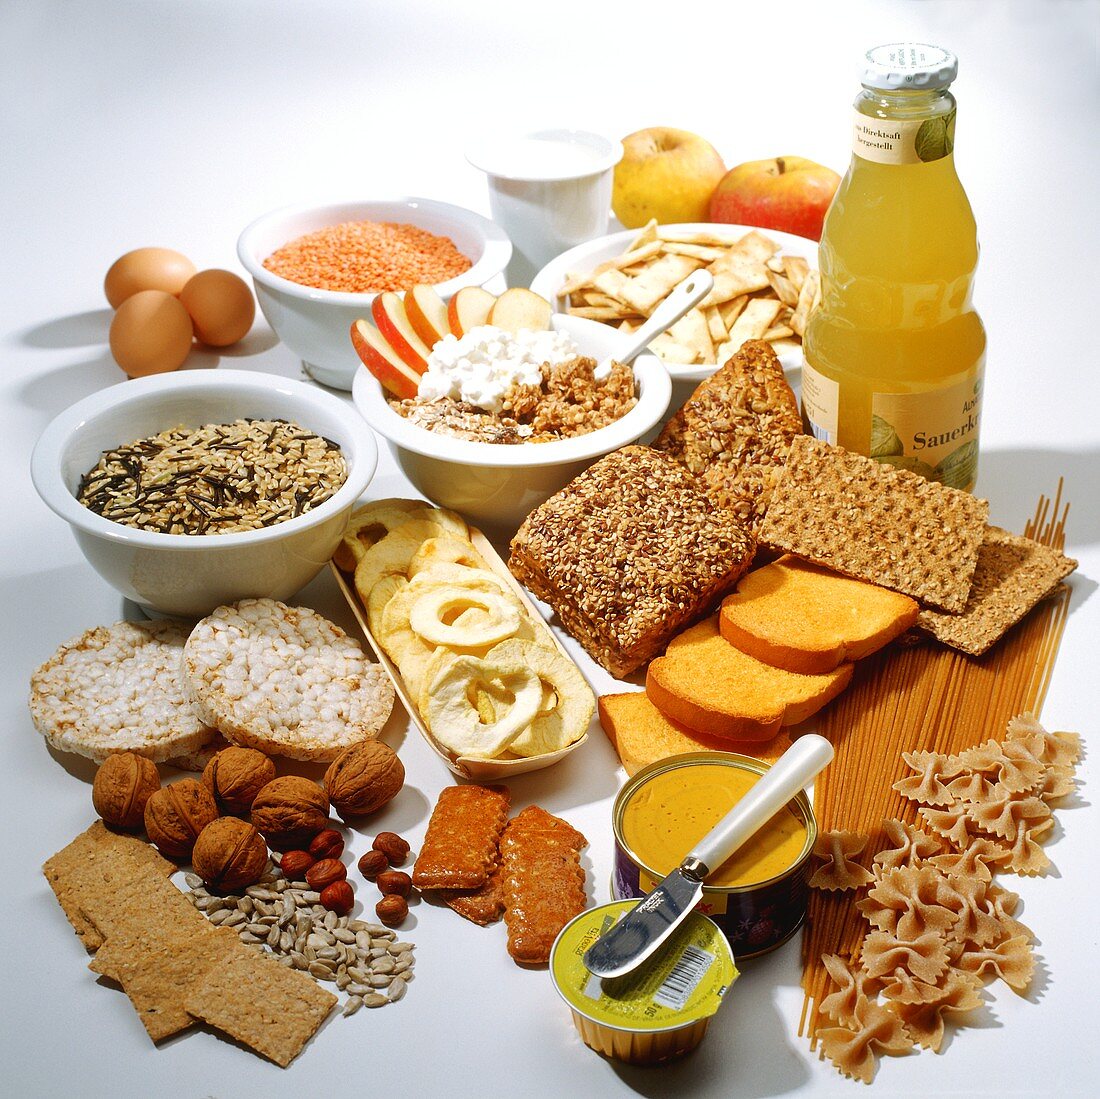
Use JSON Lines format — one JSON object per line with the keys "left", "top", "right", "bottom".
{"left": 31, "top": 369, "right": 378, "bottom": 617}
{"left": 351, "top": 314, "right": 672, "bottom": 529}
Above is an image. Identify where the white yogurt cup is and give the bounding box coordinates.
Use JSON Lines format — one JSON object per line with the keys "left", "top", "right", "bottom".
{"left": 466, "top": 129, "right": 622, "bottom": 285}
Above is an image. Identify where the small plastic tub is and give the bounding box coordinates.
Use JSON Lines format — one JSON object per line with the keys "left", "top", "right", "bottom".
{"left": 612, "top": 752, "right": 817, "bottom": 959}
{"left": 549, "top": 899, "right": 737, "bottom": 1065}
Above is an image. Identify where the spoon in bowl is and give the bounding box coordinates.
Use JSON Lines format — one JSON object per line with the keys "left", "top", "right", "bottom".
{"left": 593, "top": 269, "right": 714, "bottom": 380}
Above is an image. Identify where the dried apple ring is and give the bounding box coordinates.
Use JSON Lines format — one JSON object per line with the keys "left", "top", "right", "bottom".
{"left": 425, "top": 654, "right": 542, "bottom": 758}
{"left": 409, "top": 588, "right": 520, "bottom": 648}
{"left": 408, "top": 535, "right": 488, "bottom": 577}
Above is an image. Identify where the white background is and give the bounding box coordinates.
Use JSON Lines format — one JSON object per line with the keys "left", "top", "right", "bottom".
{"left": 2, "top": 1, "right": 1098, "bottom": 1096}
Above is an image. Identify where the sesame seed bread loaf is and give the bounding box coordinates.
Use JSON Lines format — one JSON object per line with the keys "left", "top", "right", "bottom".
{"left": 182, "top": 599, "right": 394, "bottom": 761}
{"left": 598, "top": 690, "right": 793, "bottom": 776}
{"left": 719, "top": 556, "right": 919, "bottom": 674}
{"left": 646, "top": 616, "right": 852, "bottom": 740}
{"left": 653, "top": 339, "right": 803, "bottom": 530}
{"left": 29, "top": 621, "right": 216, "bottom": 763}
{"left": 508, "top": 446, "right": 755, "bottom": 678}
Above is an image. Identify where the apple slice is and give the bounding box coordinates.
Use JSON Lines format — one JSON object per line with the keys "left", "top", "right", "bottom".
{"left": 405, "top": 285, "right": 451, "bottom": 348}
{"left": 487, "top": 288, "right": 552, "bottom": 335}
{"left": 371, "top": 292, "right": 431, "bottom": 374}
{"left": 447, "top": 286, "right": 496, "bottom": 337}
{"left": 350, "top": 319, "right": 420, "bottom": 399}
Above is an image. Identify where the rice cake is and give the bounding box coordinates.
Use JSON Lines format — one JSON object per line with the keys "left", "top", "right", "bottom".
{"left": 758, "top": 436, "right": 988, "bottom": 612}
{"left": 182, "top": 599, "right": 394, "bottom": 761}
{"left": 509, "top": 446, "right": 756, "bottom": 677}
{"left": 916, "top": 527, "right": 1077, "bottom": 655}
{"left": 30, "top": 621, "right": 216, "bottom": 763}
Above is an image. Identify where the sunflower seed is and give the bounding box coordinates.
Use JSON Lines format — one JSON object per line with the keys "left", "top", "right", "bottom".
{"left": 184, "top": 873, "right": 202, "bottom": 889}
{"left": 308, "top": 961, "right": 333, "bottom": 980}
{"left": 362, "top": 993, "right": 388, "bottom": 1008}
{"left": 387, "top": 977, "right": 407, "bottom": 1002}
{"left": 355, "top": 931, "right": 372, "bottom": 952}
{"left": 343, "top": 996, "right": 363, "bottom": 1017}
{"left": 371, "top": 956, "right": 396, "bottom": 975}
{"left": 333, "top": 928, "right": 356, "bottom": 944}
{"left": 388, "top": 941, "right": 413, "bottom": 955}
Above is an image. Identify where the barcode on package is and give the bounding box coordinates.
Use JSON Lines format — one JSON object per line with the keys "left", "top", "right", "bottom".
{"left": 652, "top": 944, "right": 714, "bottom": 1010}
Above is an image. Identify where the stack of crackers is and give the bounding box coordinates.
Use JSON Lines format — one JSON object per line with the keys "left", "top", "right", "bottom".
{"left": 43, "top": 823, "right": 334, "bottom": 1065}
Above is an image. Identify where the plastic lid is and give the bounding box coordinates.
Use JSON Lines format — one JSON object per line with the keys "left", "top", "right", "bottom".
{"left": 861, "top": 43, "right": 957, "bottom": 90}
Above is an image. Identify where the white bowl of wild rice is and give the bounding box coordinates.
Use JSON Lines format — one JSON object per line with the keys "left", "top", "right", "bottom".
{"left": 31, "top": 369, "right": 378, "bottom": 617}
{"left": 238, "top": 197, "right": 512, "bottom": 392}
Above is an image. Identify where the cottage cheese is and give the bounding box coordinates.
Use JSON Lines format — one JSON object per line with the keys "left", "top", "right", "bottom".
{"left": 417, "top": 325, "right": 579, "bottom": 413}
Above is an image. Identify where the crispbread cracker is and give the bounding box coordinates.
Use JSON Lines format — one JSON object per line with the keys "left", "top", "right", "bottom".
{"left": 412, "top": 784, "right": 511, "bottom": 890}
{"left": 182, "top": 599, "right": 394, "bottom": 761}
{"left": 42, "top": 821, "right": 175, "bottom": 950}
{"left": 30, "top": 621, "right": 215, "bottom": 763}
{"left": 184, "top": 948, "right": 336, "bottom": 1066}
{"left": 758, "top": 437, "right": 988, "bottom": 612}
{"left": 916, "top": 527, "right": 1077, "bottom": 655}
{"left": 509, "top": 447, "right": 756, "bottom": 677}
{"left": 654, "top": 340, "right": 803, "bottom": 530}
{"left": 501, "top": 809, "right": 587, "bottom": 965}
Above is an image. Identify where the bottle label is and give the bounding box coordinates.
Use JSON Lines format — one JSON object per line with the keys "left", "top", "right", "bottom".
{"left": 853, "top": 109, "right": 956, "bottom": 164}
{"left": 801, "top": 362, "right": 840, "bottom": 445}
{"left": 870, "top": 369, "right": 983, "bottom": 488}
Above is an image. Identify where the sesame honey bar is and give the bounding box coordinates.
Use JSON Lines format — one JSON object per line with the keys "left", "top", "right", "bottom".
{"left": 916, "top": 526, "right": 1077, "bottom": 655}
{"left": 501, "top": 807, "right": 588, "bottom": 966}
{"left": 508, "top": 446, "right": 756, "bottom": 677}
{"left": 412, "top": 784, "right": 511, "bottom": 891}
{"left": 757, "top": 436, "right": 988, "bottom": 612}
{"left": 439, "top": 863, "right": 505, "bottom": 926}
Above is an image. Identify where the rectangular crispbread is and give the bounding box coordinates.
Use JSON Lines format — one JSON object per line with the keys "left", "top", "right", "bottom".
{"left": 757, "top": 436, "right": 988, "bottom": 612}
{"left": 509, "top": 446, "right": 756, "bottom": 677}
{"left": 916, "top": 526, "right": 1077, "bottom": 654}
{"left": 412, "top": 784, "right": 511, "bottom": 890}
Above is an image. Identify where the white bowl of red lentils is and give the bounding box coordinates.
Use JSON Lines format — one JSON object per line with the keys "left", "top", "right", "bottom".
{"left": 238, "top": 198, "right": 512, "bottom": 391}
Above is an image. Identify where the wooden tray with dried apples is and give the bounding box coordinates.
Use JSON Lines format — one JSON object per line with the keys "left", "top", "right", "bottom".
{"left": 331, "top": 508, "right": 591, "bottom": 780}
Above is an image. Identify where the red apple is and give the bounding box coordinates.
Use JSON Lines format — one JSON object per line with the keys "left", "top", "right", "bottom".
{"left": 371, "top": 292, "right": 431, "bottom": 373}
{"left": 487, "top": 288, "right": 551, "bottom": 335}
{"left": 708, "top": 156, "right": 841, "bottom": 242}
{"left": 447, "top": 286, "right": 496, "bottom": 336}
{"left": 405, "top": 284, "right": 450, "bottom": 348}
{"left": 350, "top": 319, "right": 420, "bottom": 399}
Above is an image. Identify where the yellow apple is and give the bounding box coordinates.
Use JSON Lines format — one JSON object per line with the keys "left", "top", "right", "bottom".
{"left": 612, "top": 128, "right": 726, "bottom": 228}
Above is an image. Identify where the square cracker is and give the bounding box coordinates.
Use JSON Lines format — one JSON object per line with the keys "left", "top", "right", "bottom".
{"left": 412, "top": 784, "right": 511, "bottom": 890}
{"left": 758, "top": 436, "right": 988, "bottom": 612}
{"left": 185, "top": 949, "right": 336, "bottom": 1067}
{"left": 916, "top": 526, "right": 1077, "bottom": 654}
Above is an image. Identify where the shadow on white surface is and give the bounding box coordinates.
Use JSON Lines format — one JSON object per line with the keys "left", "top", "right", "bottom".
{"left": 18, "top": 308, "right": 113, "bottom": 348}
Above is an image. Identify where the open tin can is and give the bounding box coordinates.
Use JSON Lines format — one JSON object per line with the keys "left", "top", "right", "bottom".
{"left": 549, "top": 899, "right": 737, "bottom": 1065}
{"left": 612, "top": 751, "right": 817, "bottom": 959}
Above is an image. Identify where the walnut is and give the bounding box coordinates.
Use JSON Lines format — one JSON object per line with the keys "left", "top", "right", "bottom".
{"left": 202, "top": 746, "right": 276, "bottom": 815}
{"left": 191, "top": 817, "right": 269, "bottom": 891}
{"left": 250, "top": 775, "right": 329, "bottom": 850}
{"left": 144, "top": 778, "right": 219, "bottom": 858}
{"left": 92, "top": 752, "right": 160, "bottom": 830}
{"left": 323, "top": 741, "right": 404, "bottom": 820}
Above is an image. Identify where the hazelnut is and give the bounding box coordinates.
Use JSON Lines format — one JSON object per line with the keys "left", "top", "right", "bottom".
{"left": 372, "top": 832, "right": 411, "bottom": 865}
{"left": 202, "top": 746, "right": 276, "bottom": 816}
{"left": 375, "top": 894, "right": 408, "bottom": 926}
{"left": 306, "top": 858, "right": 347, "bottom": 890}
{"left": 278, "top": 850, "right": 314, "bottom": 880}
{"left": 250, "top": 776, "right": 329, "bottom": 851}
{"left": 376, "top": 870, "right": 412, "bottom": 898}
{"left": 92, "top": 752, "right": 160, "bottom": 830}
{"left": 357, "top": 850, "right": 389, "bottom": 879}
{"left": 192, "top": 817, "right": 268, "bottom": 891}
{"left": 309, "top": 828, "right": 345, "bottom": 860}
{"left": 144, "top": 779, "right": 219, "bottom": 858}
{"left": 323, "top": 741, "right": 404, "bottom": 820}
{"left": 320, "top": 880, "right": 354, "bottom": 915}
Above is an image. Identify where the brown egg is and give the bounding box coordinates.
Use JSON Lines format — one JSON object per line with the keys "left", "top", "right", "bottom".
{"left": 180, "top": 269, "right": 255, "bottom": 347}
{"left": 104, "top": 248, "right": 197, "bottom": 308}
{"left": 109, "top": 290, "right": 194, "bottom": 377}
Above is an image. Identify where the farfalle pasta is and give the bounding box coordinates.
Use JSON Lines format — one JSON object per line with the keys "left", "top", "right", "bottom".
{"left": 955, "top": 934, "right": 1035, "bottom": 992}
{"left": 891, "top": 973, "right": 984, "bottom": 1052}
{"left": 862, "top": 930, "right": 949, "bottom": 986}
{"left": 810, "top": 829, "right": 875, "bottom": 891}
{"left": 818, "top": 993, "right": 913, "bottom": 1084}
{"left": 872, "top": 819, "right": 942, "bottom": 874}
{"left": 859, "top": 867, "right": 958, "bottom": 940}
{"left": 892, "top": 750, "right": 959, "bottom": 806}
{"left": 819, "top": 953, "right": 879, "bottom": 1026}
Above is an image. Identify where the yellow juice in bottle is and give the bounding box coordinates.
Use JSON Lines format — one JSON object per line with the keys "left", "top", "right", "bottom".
{"left": 802, "top": 44, "right": 985, "bottom": 490}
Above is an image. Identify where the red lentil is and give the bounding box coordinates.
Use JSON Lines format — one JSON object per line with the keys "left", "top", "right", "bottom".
{"left": 263, "top": 220, "right": 472, "bottom": 293}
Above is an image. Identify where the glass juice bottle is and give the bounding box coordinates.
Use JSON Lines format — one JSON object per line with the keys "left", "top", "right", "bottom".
{"left": 802, "top": 44, "right": 986, "bottom": 490}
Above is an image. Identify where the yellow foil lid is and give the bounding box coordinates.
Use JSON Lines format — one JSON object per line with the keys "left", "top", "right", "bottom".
{"left": 550, "top": 900, "right": 738, "bottom": 1034}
